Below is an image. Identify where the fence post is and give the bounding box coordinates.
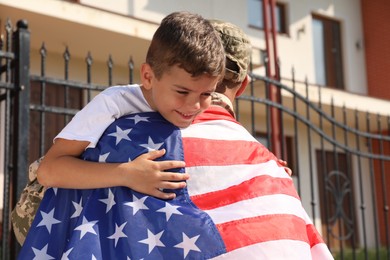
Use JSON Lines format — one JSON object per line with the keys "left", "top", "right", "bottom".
{"left": 12, "top": 18, "right": 30, "bottom": 210}
{"left": 10, "top": 19, "right": 30, "bottom": 259}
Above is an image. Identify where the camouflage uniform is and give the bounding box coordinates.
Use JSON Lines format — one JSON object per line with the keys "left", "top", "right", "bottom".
{"left": 11, "top": 157, "right": 46, "bottom": 245}
{"left": 211, "top": 92, "right": 236, "bottom": 118}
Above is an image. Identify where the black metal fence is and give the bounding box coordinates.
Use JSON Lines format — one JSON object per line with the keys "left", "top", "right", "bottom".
{"left": 239, "top": 73, "right": 390, "bottom": 260}
{"left": 1, "top": 19, "right": 390, "bottom": 260}
{"left": 0, "top": 19, "right": 30, "bottom": 260}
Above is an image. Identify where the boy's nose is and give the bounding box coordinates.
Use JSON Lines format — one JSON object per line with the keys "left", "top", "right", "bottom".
{"left": 187, "top": 97, "right": 201, "bottom": 110}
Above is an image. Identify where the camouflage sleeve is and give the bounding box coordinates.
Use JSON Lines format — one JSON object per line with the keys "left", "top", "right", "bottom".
{"left": 11, "top": 157, "right": 46, "bottom": 245}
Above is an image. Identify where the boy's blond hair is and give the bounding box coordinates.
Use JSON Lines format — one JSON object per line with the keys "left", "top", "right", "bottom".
{"left": 146, "top": 11, "right": 225, "bottom": 80}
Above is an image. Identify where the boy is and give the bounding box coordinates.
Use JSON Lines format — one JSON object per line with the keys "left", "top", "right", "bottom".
{"left": 37, "top": 11, "right": 225, "bottom": 200}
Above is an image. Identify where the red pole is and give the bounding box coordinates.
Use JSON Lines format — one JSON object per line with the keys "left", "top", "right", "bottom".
{"left": 262, "top": 0, "right": 282, "bottom": 158}
{"left": 269, "top": 0, "right": 279, "bottom": 79}
{"left": 262, "top": 0, "right": 271, "bottom": 77}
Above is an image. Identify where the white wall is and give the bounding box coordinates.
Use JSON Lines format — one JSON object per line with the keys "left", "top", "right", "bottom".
{"left": 79, "top": 0, "right": 367, "bottom": 95}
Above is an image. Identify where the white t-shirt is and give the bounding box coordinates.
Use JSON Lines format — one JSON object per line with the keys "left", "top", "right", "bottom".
{"left": 55, "top": 84, "right": 152, "bottom": 148}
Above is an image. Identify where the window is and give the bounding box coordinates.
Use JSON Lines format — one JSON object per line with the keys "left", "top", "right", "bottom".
{"left": 248, "top": 0, "right": 288, "bottom": 34}
{"left": 312, "top": 14, "right": 344, "bottom": 89}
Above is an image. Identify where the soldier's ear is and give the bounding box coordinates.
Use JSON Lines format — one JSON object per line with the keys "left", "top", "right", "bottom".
{"left": 236, "top": 75, "right": 250, "bottom": 97}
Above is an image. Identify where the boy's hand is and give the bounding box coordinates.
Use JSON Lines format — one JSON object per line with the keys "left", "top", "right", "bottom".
{"left": 123, "top": 149, "right": 189, "bottom": 200}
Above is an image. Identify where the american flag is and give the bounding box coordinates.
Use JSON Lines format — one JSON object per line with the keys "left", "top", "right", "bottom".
{"left": 19, "top": 108, "right": 333, "bottom": 259}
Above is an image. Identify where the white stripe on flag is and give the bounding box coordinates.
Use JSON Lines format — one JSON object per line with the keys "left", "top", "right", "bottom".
{"left": 311, "top": 243, "right": 335, "bottom": 260}
{"left": 209, "top": 240, "right": 313, "bottom": 260}
{"left": 205, "top": 194, "right": 307, "bottom": 224}
{"left": 181, "top": 120, "right": 257, "bottom": 141}
{"left": 186, "top": 160, "right": 290, "bottom": 196}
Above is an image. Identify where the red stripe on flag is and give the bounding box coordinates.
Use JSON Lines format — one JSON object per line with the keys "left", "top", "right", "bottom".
{"left": 216, "top": 214, "right": 310, "bottom": 252}
{"left": 191, "top": 175, "right": 300, "bottom": 210}
{"left": 183, "top": 138, "right": 277, "bottom": 167}
{"left": 306, "top": 223, "right": 325, "bottom": 247}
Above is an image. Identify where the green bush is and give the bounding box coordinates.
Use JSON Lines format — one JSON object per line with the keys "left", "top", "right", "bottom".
{"left": 333, "top": 247, "right": 388, "bottom": 260}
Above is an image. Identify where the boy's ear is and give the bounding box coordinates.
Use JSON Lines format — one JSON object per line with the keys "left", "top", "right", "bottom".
{"left": 141, "top": 63, "right": 154, "bottom": 90}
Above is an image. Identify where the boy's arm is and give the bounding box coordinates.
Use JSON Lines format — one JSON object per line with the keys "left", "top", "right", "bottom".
{"left": 37, "top": 138, "right": 189, "bottom": 199}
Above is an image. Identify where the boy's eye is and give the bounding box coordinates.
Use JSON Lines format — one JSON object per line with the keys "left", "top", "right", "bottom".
{"left": 202, "top": 92, "right": 212, "bottom": 97}
{"left": 177, "top": 91, "right": 189, "bottom": 95}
